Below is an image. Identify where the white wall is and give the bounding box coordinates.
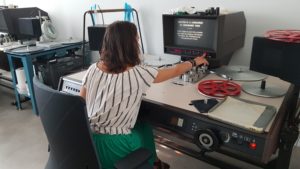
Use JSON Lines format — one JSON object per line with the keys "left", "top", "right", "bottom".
{"left": 0, "top": 0, "right": 5, "bottom": 5}
{"left": 5, "top": 0, "right": 300, "bottom": 66}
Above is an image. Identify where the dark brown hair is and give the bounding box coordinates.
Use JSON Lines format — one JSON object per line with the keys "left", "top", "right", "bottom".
{"left": 100, "top": 21, "right": 141, "bottom": 73}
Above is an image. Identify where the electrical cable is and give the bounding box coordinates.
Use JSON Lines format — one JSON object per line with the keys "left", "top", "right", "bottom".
{"left": 265, "top": 30, "right": 300, "bottom": 43}
{"left": 97, "top": 5, "right": 105, "bottom": 25}
{"left": 90, "top": 12, "right": 95, "bottom": 26}
{"left": 41, "top": 20, "right": 58, "bottom": 40}
{"left": 90, "top": 6, "right": 95, "bottom": 26}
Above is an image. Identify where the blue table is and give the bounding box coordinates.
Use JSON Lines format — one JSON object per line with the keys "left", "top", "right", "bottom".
{"left": 6, "top": 43, "right": 82, "bottom": 115}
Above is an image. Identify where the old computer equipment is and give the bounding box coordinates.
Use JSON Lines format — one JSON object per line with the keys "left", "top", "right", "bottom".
{"left": 0, "top": 7, "right": 48, "bottom": 40}
{"left": 18, "top": 17, "right": 42, "bottom": 40}
{"left": 162, "top": 11, "right": 246, "bottom": 68}
{"left": 10, "top": 17, "right": 45, "bottom": 53}
{"left": 0, "top": 8, "right": 48, "bottom": 70}
{"left": 243, "top": 36, "right": 300, "bottom": 97}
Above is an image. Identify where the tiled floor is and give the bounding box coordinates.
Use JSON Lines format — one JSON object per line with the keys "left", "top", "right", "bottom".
{"left": 0, "top": 86, "right": 299, "bottom": 169}
{"left": 0, "top": 86, "right": 48, "bottom": 169}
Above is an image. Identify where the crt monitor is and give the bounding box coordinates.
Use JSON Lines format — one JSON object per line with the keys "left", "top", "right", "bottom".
{"left": 162, "top": 12, "right": 246, "bottom": 68}
{"left": 88, "top": 25, "right": 107, "bottom": 51}
{"left": 17, "top": 17, "right": 42, "bottom": 40}
{"left": 250, "top": 37, "right": 300, "bottom": 86}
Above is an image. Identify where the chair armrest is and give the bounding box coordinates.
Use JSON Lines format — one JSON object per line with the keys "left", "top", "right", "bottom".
{"left": 114, "top": 148, "right": 152, "bottom": 169}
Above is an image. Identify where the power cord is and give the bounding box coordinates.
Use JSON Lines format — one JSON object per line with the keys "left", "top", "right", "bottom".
{"left": 97, "top": 5, "right": 105, "bottom": 25}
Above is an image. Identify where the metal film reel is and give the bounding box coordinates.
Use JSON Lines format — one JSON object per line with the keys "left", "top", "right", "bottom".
{"left": 198, "top": 80, "right": 241, "bottom": 98}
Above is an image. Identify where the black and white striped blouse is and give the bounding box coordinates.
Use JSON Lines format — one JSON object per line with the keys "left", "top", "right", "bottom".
{"left": 82, "top": 63, "right": 158, "bottom": 135}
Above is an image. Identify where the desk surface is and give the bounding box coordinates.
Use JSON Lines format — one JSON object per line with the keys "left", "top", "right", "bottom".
{"left": 5, "top": 42, "right": 82, "bottom": 56}
{"left": 144, "top": 74, "right": 290, "bottom": 132}
{"left": 61, "top": 68, "right": 290, "bottom": 132}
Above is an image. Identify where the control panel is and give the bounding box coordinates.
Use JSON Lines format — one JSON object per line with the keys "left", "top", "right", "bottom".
{"left": 57, "top": 70, "right": 86, "bottom": 96}
{"left": 140, "top": 101, "right": 266, "bottom": 162}
{"left": 60, "top": 79, "right": 81, "bottom": 95}
{"left": 180, "top": 65, "right": 208, "bottom": 83}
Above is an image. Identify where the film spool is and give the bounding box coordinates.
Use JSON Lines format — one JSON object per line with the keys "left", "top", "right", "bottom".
{"left": 265, "top": 30, "right": 300, "bottom": 43}
{"left": 198, "top": 80, "right": 241, "bottom": 98}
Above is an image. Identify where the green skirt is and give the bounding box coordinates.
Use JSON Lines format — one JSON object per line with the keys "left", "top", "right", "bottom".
{"left": 92, "top": 122, "right": 156, "bottom": 169}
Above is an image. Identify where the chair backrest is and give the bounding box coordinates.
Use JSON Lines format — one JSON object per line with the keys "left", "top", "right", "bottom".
{"left": 33, "top": 77, "right": 101, "bottom": 169}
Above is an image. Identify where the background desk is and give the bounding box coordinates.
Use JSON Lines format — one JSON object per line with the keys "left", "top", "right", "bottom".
{"left": 5, "top": 43, "right": 82, "bottom": 115}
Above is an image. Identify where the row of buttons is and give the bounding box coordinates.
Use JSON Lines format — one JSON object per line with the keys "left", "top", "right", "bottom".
{"left": 65, "top": 86, "right": 80, "bottom": 93}
{"left": 191, "top": 124, "right": 257, "bottom": 150}
{"left": 232, "top": 132, "right": 254, "bottom": 143}
{"left": 231, "top": 132, "right": 257, "bottom": 150}
{"left": 167, "top": 48, "right": 203, "bottom": 56}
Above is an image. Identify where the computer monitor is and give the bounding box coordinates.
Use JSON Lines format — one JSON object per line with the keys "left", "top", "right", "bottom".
{"left": 162, "top": 12, "right": 246, "bottom": 68}
{"left": 87, "top": 25, "right": 107, "bottom": 51}
{"left": 17, "top": 17, "right": 42, "bottom": 40}
{"left": 243, "top": 37, "right": 300, "bottom": 97}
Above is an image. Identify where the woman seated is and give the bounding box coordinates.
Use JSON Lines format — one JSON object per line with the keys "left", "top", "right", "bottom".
{"left": 80, "top": 21, "right": 208, "bottom": 169}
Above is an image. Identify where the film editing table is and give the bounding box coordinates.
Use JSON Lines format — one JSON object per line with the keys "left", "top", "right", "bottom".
{"left": 59, "top": 69, "right": 297, "bottom": 169}
{"left": 141, "top": 74, "right": 293, "bottom": 169}
{"left": 5, "top": 43, "right": 82, "bottom": 115}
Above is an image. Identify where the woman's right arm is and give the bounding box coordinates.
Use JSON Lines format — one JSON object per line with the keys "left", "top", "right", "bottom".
{"left": 79, "top": 87, "right": 86, "bottom": 100}
{"left": 153, "top": 55, "right": 208, "bottom": 83}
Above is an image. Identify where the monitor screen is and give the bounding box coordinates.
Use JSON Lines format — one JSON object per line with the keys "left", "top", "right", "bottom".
{"left": 163, "top": 15, "right": 218, "bottom": 58}
{"left": 250, "top": 37, "right": 300, "bottom": 85}
{"left": 88, "top": 25, "right": 107, "bottom": 51}
{"left": 18, "top": 18, "right": 42, "bottom": 39}
{"left": 174, "top": 18, "right": 217, "bottom": 50}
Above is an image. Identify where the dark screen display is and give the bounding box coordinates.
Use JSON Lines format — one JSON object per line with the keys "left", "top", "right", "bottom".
{"left": 174, "top": 18, "right": 217, "bottom": 49}
{"left": 18, "top": 18, "right": 42, "bottom": 38}
{"left": 88, "top": 25, "right": 107, "bottom": 51}
{"left": 0, "top": 13, "right": 8, "bottom": 32}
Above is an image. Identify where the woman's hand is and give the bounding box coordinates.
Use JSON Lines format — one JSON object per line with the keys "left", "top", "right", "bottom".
{"left": 194, "top": 54, "right": 209, "bottom": 66}
{"left": 153, "top": 53, "right": 210, "bottom": 83}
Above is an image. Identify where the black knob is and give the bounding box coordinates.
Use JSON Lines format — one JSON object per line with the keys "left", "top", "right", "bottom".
{"left": 194, "top": 129, "right": 219, "bottom": 152}
{"left": 220, "top": 132, "right": 230, "bottom": 143}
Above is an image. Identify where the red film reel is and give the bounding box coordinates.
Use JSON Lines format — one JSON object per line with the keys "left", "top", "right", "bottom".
{"left": 265, "top": 30, "right": 300, "bottom": 43}
{"left": 198, "top": 80, "right": 241, "bottom": 98}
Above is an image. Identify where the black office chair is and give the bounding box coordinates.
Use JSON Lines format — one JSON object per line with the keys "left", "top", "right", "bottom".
{"left": 33, "top": 77, "right": 152, "bottom": 169}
